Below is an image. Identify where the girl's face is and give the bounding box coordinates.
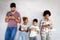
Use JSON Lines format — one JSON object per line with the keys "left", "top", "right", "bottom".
{"left": 24, "top": 19, "right": 28, "bottom": 25}
{"left": 44, "top": 14, "right": 49, "bottom": 19}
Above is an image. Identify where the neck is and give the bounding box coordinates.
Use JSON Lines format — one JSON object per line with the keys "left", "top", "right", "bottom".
{"left": 33, "top": 25, "right": 37, "bottom": 26}
{"left": 11, "top": 10, "right": 16, "bottom": 14}
{"left": 45, "top": 18, "right": 49, "bottom": 21}
{"left": 23, "top": 23, "right": 27, "bottom": 25}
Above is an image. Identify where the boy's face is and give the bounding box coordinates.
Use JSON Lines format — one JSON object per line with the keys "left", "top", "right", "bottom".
{"left": 24, "top": 19, "right": 28, "bottom": 24}
{"left": 11, "top": 7, "right": 16, "bottom": 12}
{"left": 44, "top": 14, "right": 49, "bottom": 19}
{"left": 33, "top": 22, "right": 38, "bottom": 26}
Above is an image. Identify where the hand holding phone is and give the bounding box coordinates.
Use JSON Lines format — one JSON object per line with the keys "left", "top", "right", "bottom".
{"left": 11, "top": 16, "right": 16, "bottom": 20}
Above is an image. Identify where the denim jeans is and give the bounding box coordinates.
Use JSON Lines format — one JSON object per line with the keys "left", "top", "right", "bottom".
{"left": 5, "top": 27, "right": 17, "bottom": 40}
{"left": 19, "top": 32, "right": 27, "bottom": 40}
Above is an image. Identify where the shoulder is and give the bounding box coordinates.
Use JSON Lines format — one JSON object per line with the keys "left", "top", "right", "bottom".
{"left": 16, "top": 11, "right": 20, "bottom": 14}
{"left": 16, "top": 11, "right": 21, "bottom": 17}
{"left": 6, "top": 11, "right": 11, "bottom": 16}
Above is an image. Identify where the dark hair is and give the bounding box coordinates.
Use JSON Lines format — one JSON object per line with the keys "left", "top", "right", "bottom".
{"left": 43, "top": 10, "right": 51, "bottom": 16}
{"left": 23, "top": 17, "right": 28, "bottom": 21}
{"left": 10, "top": 3, "right": 16, "bottom": 8}
{"left": 33, "top": 19, "right": 38, "bottom": 23}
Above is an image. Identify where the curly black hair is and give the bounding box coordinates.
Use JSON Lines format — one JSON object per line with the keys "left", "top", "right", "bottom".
{"left": 43, "top": 10, "right": 51, "bottom": 16}
{"left": 10, "top": 3, "right": 16, "bottom": 8}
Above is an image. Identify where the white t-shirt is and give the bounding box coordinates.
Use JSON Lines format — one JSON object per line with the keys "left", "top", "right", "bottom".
{"left": 29, "top": 25, "right": 39, "bottom": 37}
{"left": 20, "top": 24, "right": 29, "bottom": 30}
{"left": 40, "top": 18, "right": 53, "bottom": 33}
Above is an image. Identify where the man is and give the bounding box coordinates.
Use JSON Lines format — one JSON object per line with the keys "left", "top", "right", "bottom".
{"left": 5, "top": 3, "right": 21, "bottom": 40}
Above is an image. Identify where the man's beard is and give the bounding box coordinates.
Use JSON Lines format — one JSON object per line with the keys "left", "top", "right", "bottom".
{"left": 11, "top": 10, "right": 15, "bottom": 12}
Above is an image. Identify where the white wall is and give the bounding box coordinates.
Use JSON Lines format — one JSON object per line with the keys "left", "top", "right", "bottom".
{"left": 0, "top": 0, "right": 60, "bottom": 40}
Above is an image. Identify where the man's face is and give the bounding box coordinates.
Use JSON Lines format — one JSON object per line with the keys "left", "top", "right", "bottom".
{"left": 11, "top": 7, "right": 16, "bottom": 12}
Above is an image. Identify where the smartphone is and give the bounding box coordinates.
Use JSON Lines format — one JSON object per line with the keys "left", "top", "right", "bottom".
{"left": 10, "top": 15, "right": 12, "bottom": 16}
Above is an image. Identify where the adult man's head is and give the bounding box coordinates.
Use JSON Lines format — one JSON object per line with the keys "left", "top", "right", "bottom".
{"left": 10, "top": 3, "right": 16, "bottom": 12}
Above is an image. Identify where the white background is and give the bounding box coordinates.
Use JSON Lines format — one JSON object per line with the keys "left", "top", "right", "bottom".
{"left": 0, "top": 0, "right": 60, "bottom": 40}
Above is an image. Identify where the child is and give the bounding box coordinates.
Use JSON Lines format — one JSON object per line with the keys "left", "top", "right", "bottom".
{"left": 40, "top": 10, "right": 53, "bottom": 40}
{"left": 29, "top": 19, "right": 40, "bottom": 40}
{"left": 19, "top": 17, "right": 29, "bottom": 40}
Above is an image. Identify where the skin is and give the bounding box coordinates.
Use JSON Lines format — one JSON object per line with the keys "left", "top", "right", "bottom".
{"left": 5, "top": 7, "right": 21, "bottom": 23}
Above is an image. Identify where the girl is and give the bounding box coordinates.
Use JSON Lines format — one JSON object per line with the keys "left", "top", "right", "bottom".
{"left": 19, "top": 17, "right": 29, "bottom": 40}
{"left": 40, "top": 10, "right": 53, "bottom": 40}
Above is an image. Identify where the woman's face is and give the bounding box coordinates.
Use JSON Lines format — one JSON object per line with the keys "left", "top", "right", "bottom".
{"left": 44, "top": 14, "right": 49, "bottom": 19}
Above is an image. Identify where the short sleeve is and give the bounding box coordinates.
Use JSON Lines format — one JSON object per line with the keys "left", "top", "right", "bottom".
{"left": 40, "top": 20, "right": 43, "bottom": 27}
{"left": 6, "top": 12, "right": 11, "bottom": 16}
{"left": 6, "top": 12, "right": 9, "bottom": 16}
{"left": 17, "top": 12, "right": 21, "bottom": 18}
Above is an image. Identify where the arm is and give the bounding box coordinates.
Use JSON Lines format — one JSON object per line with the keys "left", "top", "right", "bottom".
{"left": 48, "top": 24, "right": 53, "bottom": 29}
{"left": 40, "top": 20, "right": 44, "bottom": 34}
{"left": 35, "top": 27, "right": 40, "bottom": 34}
{"left": 26, "top": 27, "right": 30, "bottom": 32}
{"left": 28, "top": 26, "right": 33, "bottom": 32}
{"left": 5, "top": 16, "right": 12, "bottom": 22}
{"left": 11, "top": 16, "right": 21, "bottom": 23}
{"left": 19, "top": 25, "right": 21, "bottom": 31}
{"left": 5, "top": 16, "right": 9, "bottom": 22}
{"left": 15, "top": 17, "right": 21, "bottom": 23}
{"left": 29, "top": 27, "right": 31, "bottom": 32}
{"left": 35, "top": 29, "right": 39, "bottom": 34}
{"left": 14, "top": 12, "right": 21, "bottom": 23}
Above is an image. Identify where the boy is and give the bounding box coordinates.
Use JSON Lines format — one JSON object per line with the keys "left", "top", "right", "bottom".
{"left": 40, "top": 10, "right": 53, "bottom": 40}
{"left": 19, "top": 17, "right": 29, "bottom": 40}
{"left": 29, "top": 19, "right": 40, "bottom": 40}
{"left": 5, "top": 3, "right": 21, "bottom": 40}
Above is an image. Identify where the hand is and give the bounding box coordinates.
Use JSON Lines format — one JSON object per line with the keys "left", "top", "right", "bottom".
{"left": 44, "top": 24, "right": 50, "bottom": 28}
{"left": 8, "top": 16, "right": 12, "bottom": 19}
{"left": 31, "top": 27, "right": 35, "bottom": 30}
{"left": 41, "top": 27, "right": 44, "bottom": 29}
{"left": 50, "top": 27, "right": 52, "bottom": 29}
{"left": 46, "top": 26, "right": 52, "bottom": 29}
{"left": 11, "top": 16, "right": 16, "bottom": 20}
